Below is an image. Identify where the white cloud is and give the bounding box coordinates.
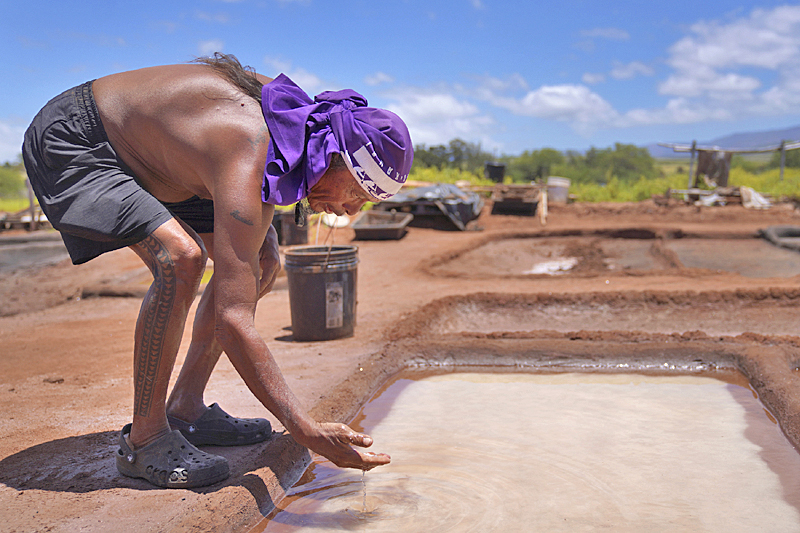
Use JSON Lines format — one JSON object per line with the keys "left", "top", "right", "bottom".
{"left": 660, "top": 68, "right": 761, "bottom": 99}
{"left": 621, "top": 98, "right": 732, "bottom": 127}
{"left": 198, "top": 39, "right": 224, "bottom": 56}
{"left": 562, "top": 5, "right": 800, "bottom": 130}
{"left": 560, "top": 8, "right": 800, "bottom": 130}
{"left": 242, "top": 6, "right": 800, "bottom": 148}
{"left": 477, "top": 76, "right": 618, "bottom": 135}
{"left": 657, "top": 5, "right": 800, "bottom": 116}
{"left": 467, "top": 5, "right": 800, "bottom": 137}
{"left": 610, "top": 61, "right": 654, "bottom": 80}
{"left": 516, "top": 85, "right": 618, "bottom": 133}
{"left": 574, "top": 28, "right": 629, "bottom": 53}
{"left": 582, "top": 73, "right": 605, "bottom": 85}
{"left": 262, "top": 56, "right": 327, "bottom": 93}
{"left": 381, "top": 89, "right": 494, "bottom": 147}
{"left": 474, "top": 73, "right": 528, "bottom": 94}
{"left": 364, "top": 72, "right": 394, "bottom": 86}
{"left": 669, "top": 6, "right": 800, "bottom": 72}
{"left": 471, "top": 0, "right": 484, "bottom": 9}
{"left": 0, "top": 118, "right": 26, "bottom": 164}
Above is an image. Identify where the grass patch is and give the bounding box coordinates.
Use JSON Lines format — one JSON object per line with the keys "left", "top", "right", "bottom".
{"left": 409, "top": 167, "right": 495, "bottom": 187}
{"left": 571, "top": 175, "right": 687, "bottom": 203}
{"left": 729, "top": 167, "right": 800, "bottom": 198}
{"left": 405, "top": 163, "right": 800, "bottom": 203}
{"left": 0, "top": 198, "right": 32, "bottom": 213}
{"left": 570, "top": 166, "right": 800, "bottom": 202}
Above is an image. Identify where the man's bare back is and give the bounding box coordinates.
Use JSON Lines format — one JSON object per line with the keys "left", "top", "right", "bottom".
{"left": 92, "top": 65, "right": 274, "bottom": 204}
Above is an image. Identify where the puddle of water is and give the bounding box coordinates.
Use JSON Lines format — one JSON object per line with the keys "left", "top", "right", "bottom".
{"left": 254, "top": 370, "right": 800, "bottom": 532}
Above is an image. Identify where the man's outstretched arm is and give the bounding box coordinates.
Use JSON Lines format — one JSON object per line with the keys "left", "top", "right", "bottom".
{"left": 209, "top": 165, "right": 389, "bottom": 470}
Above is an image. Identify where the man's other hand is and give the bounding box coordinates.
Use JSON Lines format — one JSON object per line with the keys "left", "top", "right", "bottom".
{"left": 258, "top": 225, "right": 281, "bottom": 297}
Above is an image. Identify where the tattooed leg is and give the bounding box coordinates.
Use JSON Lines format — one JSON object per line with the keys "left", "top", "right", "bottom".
{"left": 127, "top": 219, "right": 207, "bottom": 449}
{"left": 134, "top": 233, "right": 177, "bottom": 417}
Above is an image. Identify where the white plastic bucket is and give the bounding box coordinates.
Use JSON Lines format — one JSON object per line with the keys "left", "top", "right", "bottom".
{"left": 547, "top": 177, "right": 571, "bottom": 204}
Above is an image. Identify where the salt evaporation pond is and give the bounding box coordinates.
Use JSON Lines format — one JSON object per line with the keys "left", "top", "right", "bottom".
{"left": 256, "top": 370, "right": 800, "bottom": 532}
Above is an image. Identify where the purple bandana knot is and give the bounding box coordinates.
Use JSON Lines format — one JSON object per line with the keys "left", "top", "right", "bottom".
{"left": 260, "top": 74, "right": 413, "bottom": 206}
{"left": 315, "top": 89, "right": 367, "bottom": 109}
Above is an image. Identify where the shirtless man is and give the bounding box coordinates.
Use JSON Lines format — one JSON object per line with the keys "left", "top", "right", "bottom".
{"left": 22, "top": 53, "right": 413, "bottom": 488}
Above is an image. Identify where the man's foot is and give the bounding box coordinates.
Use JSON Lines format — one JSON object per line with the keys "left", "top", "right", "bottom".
{"left": 167, "top": 403, "right": 273, "bottom": 446}
{"left": 116, "top": 424, "right": 229, "bottom": 488}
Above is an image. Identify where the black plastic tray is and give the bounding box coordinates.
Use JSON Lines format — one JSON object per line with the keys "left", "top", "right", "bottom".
{"left": 352, "top": 211, "right": 414, "bottom": 240}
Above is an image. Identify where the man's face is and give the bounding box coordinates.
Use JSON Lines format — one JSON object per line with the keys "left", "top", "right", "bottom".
{"left": 306, "top": 167, "right": 378, "bottom": 216}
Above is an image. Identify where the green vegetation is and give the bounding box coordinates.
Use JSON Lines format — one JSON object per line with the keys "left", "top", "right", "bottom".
{"left": 570, "top": 175, "right": 686, "bottom": 203}
{"left": 728, "top": 167, "right": 800, "bottom": 198}
{"left": 412, "top": 139, "right": 490, "bottom": 175}
{"left": 410, "top": 166, "right": 495, "bottom": 186}
{"left": 0, "top": 160, "right": 30, "bottom": 213}
{"left": 411, "top": 138, "right": 800, "bottom": 202}
{"left": 0, "top": 198, "right": 30, "bottom": 212}
{"left": 0, "top": 161, "right": 26, "bottom": 196}
{"left": 3, "top": 141, "right": 799, "bottom": 210}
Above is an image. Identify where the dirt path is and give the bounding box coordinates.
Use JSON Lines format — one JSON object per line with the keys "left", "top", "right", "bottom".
{"left": 1, "top": 199, "right": 799, "bottom": 532}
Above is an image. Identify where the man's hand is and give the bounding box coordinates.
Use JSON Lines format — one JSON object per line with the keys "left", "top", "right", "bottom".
{"left": 296, "top": 421, "right": 391, "bottom": 471}
{"left": 258, "top": 225, "right": 281, "bottom": 297}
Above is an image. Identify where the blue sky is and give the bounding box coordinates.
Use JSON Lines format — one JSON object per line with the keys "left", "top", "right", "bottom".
{"left": 2, "top": 0, "right": 800, "bottom": 163}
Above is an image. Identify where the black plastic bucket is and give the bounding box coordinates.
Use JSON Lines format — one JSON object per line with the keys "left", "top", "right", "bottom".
{"left": 284, "top": 245, "right": 359, "bottom": 341}
{"left": 272, "top": 211, "right": 308, "bottom": 246}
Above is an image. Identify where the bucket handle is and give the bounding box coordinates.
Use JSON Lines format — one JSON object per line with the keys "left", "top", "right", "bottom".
{"left": 322, "top": 222, "right": 337, "bottom": 272}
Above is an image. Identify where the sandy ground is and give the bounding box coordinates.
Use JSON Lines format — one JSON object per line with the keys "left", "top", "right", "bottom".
{"left": 1, "top": 198, "right": 800, "bottom": 532}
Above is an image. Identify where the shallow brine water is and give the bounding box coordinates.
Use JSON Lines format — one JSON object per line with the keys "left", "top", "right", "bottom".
{"left": 255, "top": 370, "right": 800, "bottom": 532}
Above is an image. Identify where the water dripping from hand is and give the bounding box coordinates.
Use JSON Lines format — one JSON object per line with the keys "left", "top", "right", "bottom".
{"left": 362, "top": 470, "right": 367, "bottom": 512}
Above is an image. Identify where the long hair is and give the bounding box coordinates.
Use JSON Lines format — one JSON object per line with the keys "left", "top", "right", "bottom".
{"left": 192, "top": 53, "right": 264, "bottom": 104}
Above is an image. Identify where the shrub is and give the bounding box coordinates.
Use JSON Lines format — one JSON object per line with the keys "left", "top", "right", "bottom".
{"left": 0, "top": 163, "right": 26, "bottom": 198}
{"left": 409, "top": 166, "right": 495, "bottom": 186}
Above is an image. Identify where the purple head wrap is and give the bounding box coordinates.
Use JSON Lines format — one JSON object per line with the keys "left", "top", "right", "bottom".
{"left": 260, "top": 74, "right": 413, "bottom": 205}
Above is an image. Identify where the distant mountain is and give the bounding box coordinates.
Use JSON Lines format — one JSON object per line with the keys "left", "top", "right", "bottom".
{"left": 708, "top": 125, "right": 800, "bottom": 149}
{"left": 646, "top": 125, "right": 800, "bottom": 159}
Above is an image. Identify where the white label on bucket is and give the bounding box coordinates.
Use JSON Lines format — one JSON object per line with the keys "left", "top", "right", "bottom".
{"left": 325, "top": 282, "right": 344, "bottom": 329}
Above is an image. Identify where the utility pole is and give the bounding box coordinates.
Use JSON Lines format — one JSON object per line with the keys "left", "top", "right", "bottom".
{"left": 686, "top": 141, "right": 697, "bottom": 200}
{"left": 780, "top": 140, "right": 786, "bottom": 182}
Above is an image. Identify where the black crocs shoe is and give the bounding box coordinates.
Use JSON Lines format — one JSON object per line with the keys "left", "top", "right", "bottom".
{"left": 116, "top": 423, "right": 229, "bottom": 488}
{"left": 168, "top": 403, "right": 272, "bottom": 447}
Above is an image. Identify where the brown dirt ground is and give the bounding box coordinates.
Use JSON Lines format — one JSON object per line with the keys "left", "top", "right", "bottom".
{"left": 1, "top": 198, "right": 800, "bottom": 532}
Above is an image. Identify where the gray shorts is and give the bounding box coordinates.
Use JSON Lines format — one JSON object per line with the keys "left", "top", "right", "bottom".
{"left": 22, "top": 81, "right": 214, "bottom": 265}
